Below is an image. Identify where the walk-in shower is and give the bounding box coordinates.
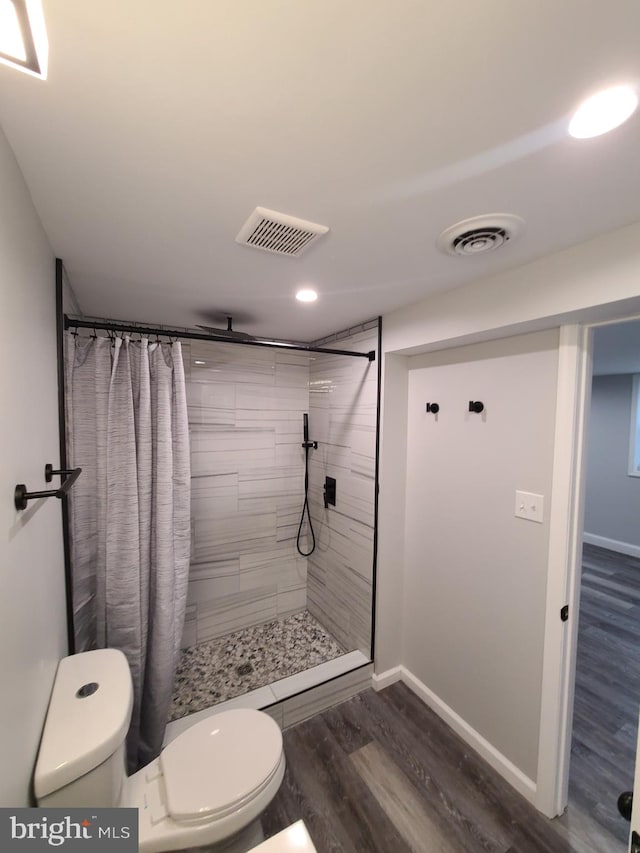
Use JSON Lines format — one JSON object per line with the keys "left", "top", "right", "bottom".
{"left": 62, "top": 312, "right": 380, "bottom": 737}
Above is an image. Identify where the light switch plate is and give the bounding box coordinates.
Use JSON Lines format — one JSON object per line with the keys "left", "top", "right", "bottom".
{"left": 515, "top": 490, "right": 544, "bottom": 523}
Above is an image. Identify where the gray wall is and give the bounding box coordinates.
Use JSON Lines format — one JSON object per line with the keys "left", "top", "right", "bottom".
{"left": 376, "top": 220, "right": 640, "bottom": 704}
{"left": 307, "top": 327, "right": 378, "bottom": 656}
{"left": 584, "top": 373, "right": 640, "bottom": 549}
{"left": 403, "top": 330, "right": 559, "bottom": 781}
{"left": 0, "top": 126, "right": 68, "bottom": 805}
{"left": 374, "top": 222, "right": 640, "bottom": 800}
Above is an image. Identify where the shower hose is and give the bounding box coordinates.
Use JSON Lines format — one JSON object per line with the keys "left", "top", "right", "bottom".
{"left": 296, "top": 440, "right": 316, "bottom": 557}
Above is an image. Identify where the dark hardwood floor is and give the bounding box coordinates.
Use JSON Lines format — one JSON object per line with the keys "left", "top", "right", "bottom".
{"left": 262, "top": 681, "right": 610, "bottom": 851}
{"left": 567, "top": 543, "right": 640, "bottom": 848}
{"left": 262, "top": 544, "right": 639, "bottom": 852}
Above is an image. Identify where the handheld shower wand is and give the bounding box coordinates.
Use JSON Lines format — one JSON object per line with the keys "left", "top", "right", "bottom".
{"left": 301, "top": 413, "right": 316, "bottom": 449}
{"left": 297, "top": 413, "right": 317, "bottom": 556}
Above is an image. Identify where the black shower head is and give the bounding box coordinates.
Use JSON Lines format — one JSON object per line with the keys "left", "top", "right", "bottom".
{"left": 195, "top": 315, "right": 258, "bottom": 341}
{"left": 196, "top": 324, "right": 256, "bottom": 340}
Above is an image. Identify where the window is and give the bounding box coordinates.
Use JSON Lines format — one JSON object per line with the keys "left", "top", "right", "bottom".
{"left": 628, "top": 374, "right": 640, "bottom": 476}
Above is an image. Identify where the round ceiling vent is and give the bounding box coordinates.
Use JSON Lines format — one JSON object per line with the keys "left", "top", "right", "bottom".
{"left": 436, "top": 214, "right": 525, "bottom": 257}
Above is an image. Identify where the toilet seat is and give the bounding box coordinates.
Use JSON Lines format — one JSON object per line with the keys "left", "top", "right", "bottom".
{"left": 129, "top": 708, "right": 286, "bottom": 853}
{"left": 159, "top": 708, "right": 283, "bottom": 824}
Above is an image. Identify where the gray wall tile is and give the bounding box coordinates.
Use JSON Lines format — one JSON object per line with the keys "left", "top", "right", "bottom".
{"left": 307, "top": 329, "right": 377, "bottom": 656}
{"left": 182, "top": 342, "right": 310, "bottom": 646}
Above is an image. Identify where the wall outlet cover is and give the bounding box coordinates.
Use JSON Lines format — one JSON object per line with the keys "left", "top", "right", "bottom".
{"left": 515, "top": 490, "right": 544, "bottom": 523}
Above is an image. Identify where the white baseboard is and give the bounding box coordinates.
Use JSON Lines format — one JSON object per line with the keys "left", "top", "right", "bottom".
{"left": 371, "top": 666, "right": 403, "bottom": 691}
{"left": 399, "top": 666, "right": 537, "bottom": 805}
{"left": 583, "top": 532, "right": 640, "bottom": 559}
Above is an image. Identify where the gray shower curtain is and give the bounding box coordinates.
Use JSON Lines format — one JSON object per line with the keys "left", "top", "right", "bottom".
{"left": 64, "top": 333, "right": 190, "bottom": 770}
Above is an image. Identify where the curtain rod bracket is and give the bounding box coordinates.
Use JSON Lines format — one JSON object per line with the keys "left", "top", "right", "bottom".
{"left": 14, "top": 464, "right": 82, "bottom": 511}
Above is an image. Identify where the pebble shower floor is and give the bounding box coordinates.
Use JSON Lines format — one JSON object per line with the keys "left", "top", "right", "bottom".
{"left": 169, "top": 610, "right": 345, "bottom": 721}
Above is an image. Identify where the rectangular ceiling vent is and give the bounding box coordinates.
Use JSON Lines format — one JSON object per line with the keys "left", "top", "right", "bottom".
{"left": 235, "top": 207, "right": 329, "bottom": 257}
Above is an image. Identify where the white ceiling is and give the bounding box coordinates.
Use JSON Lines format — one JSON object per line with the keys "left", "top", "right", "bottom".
{"left": 1, "top": 1, "right": 640, "bottom": 341}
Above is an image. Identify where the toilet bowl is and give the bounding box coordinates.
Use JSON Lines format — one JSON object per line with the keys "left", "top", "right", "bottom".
{"left": 34, "top": 649, "right": 285, "bottom": 853}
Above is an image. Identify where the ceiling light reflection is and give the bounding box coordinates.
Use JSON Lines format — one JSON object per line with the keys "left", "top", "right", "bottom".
{"left": 569, "top": 85, "right": 638, "bottom": 138}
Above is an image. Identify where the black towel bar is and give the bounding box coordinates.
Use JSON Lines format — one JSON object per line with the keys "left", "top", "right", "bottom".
{"left": 14, "top": 464, "right": 82, "bottom": 511}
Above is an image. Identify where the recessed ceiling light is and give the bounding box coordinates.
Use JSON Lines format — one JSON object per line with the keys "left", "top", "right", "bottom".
{"left": 569, "top": 85, "right": 638, "bottom": 139}
{"left": 194, "top": 360, "right": 206, "bottom": 365}
{"left": 296, "top": 289, "right": 318, "bottom": 303}
{"left": 0, "top": 0, "right": 25, "bottom": 60}
{"left": 0, "top": 0, "right": 48, "bottom": 79}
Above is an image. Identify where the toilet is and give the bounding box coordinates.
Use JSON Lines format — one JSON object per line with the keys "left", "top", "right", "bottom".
{"left": 34, "top": 649, "right": 285, "bottom": 853}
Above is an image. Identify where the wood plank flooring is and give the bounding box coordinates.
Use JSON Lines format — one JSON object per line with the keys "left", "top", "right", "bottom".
{"left": 263, "top": 682, "right": 569, "bottom": 851}
{"left": 262, "top": 544, "right": 640, "bottom": 852}
{"left": 567, "top": 543, "right": 640, "bottom": 848}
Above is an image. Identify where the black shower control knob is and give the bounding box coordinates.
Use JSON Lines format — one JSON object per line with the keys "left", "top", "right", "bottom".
{"left": 426, "top": 402, "right": 439, "bottom": 414}
{"left": 469, "top": 400, "right": 484, "bottom": 414}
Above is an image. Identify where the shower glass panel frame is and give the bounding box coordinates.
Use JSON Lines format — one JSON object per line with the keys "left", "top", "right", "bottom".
{"left": 59, "top": 303, "right": 380, "bottom": 727}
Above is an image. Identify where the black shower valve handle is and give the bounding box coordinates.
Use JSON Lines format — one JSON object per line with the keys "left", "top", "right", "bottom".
{"left": 469, "top": 400, "right": 484, "bottom": 414}
{"left": 323, "top": 476, "right": 336, "bottom": 509}
{"left": 426, "top": 402, "right": 439, "bottom": 414}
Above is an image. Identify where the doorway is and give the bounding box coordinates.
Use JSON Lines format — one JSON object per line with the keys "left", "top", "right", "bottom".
{"left": 542, "top": 318, "right": 640, "bottom": 848}
{"left": 567, "top": 320, "right": 640, "bottom": 847}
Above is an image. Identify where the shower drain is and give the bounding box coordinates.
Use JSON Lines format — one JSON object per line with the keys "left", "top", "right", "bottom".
{"left": 236, "top": 662, "right": 253, "bottom": 677}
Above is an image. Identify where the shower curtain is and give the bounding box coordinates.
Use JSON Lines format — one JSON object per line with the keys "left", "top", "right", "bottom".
{"left": 64, "top": 333, "right": 191, "bottom": 770}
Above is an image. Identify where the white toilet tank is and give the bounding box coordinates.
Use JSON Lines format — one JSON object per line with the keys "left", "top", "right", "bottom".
{"left": 35, "top": 649, "right": 133, "bottom": 808}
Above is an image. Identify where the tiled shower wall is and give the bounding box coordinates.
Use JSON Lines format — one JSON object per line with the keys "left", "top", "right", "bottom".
{"left": 180, "top": 324, "right": 378, "bottom": 656}
{"left": 307, "top": 327, "right": 378, "bottom": 657}
{"left": 180, "top": 341, "right": 311, "bottom": 646}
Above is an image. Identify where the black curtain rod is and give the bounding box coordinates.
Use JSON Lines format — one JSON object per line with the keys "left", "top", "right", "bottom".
{"left": 64, "top": 317, "right": 375, "bottom": 361}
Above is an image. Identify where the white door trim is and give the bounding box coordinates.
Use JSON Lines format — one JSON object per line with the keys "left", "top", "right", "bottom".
{"left": 535, "top": 324, "right": 592, "bottom": 816}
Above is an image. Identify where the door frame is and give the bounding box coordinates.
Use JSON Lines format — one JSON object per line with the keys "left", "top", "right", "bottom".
{"left": 536, "top": 315, "right": 640, "bottom": 818}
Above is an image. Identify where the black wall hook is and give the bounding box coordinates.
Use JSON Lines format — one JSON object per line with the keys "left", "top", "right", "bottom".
{"left": 469, "top": 401, "right": 484, "bottom": 413}
{"left": 426, "top": 403, "right": 440, "bottom": 414}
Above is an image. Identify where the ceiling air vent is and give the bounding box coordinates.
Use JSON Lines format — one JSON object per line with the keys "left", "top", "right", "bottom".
{"left": 436, "top": 214, "right": 525, "bottom": 257}
{"left": 235, "top": 207, "right": 329, "bottom": 257}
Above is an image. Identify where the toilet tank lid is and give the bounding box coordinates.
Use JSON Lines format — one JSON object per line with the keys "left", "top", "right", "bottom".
{"left": 34, "top": 649, "right": 133, "bottom": 799}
